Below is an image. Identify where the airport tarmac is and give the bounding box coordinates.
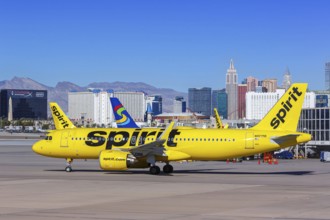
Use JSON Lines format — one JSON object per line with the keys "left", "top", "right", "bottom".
{"left": 1, "top": 140, "right": 330, "bottom": 220}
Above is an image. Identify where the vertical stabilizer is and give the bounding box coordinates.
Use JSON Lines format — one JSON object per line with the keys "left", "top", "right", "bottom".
{"left": 110, "top": 97, "right": 139, "bottom": 128}
{"left": 251, "top": 83, "right": 307, "bottom": 131}
{"left": 50, "top": 102, "right": 76, "bottom": 129}
{"left": 213, "top": 108, "right": 228, "bottom": 129}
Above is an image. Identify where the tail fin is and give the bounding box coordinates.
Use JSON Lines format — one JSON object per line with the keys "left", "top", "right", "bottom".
{"left": 50, "top": 102, "right": 76, "bottom": 129}
{"left": 110, "top": 97, "right": 139, "bottom": 128}
{"left": 213, "top": 108, "right": 228, "bottom": 129}
{"left": 251, "top": 83, "right": 307, "bottom": 131}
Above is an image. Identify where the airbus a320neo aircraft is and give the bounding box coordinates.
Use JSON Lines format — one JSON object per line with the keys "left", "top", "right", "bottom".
{"left": 33, "top": 83, "right": 311, "bottom": 175}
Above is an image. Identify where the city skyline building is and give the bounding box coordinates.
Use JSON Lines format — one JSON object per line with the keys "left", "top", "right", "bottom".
{"left": 68, "top": 90, "right": 113, "bottom": 126}
{"left": 0, "top": 89, "right": 48, "bottom": 120}
{"left": 226, "top": 59, "right": 238, "bottom": 120}
{"left": 282, "top": 67, "right": 292, "bottom": 90}
{"left": 146, "top": 95, "right": 163, "bottom": 116}
{"left": 325, "top": 62, "right": 330, "bottom": 90}
{"left": 246, "top": 89, "right": 316, "bottom": 120}
{"left": 113, "top": 92, "right": 146, "bottom": 122}
{"left": 299, "top": 108, "right": 330, "bottom": 147}
{"left": 246, "top": 76, "right": 258, "bottom": 92}
{"left": 173, "top": 96, "right": 186, "bottom": 113}
{"left": 262, "top": 79, "right": 278, "bottom": 92}
{"left": 302, "top": 92, "right": 316, "bottom": 109}
{"left": 212, "top": 89, "right": 227, "bottom": 119}
{"left": 246, "top": 89, "right": 285, "bottom": 120}
{"left": 238, "top": 84, "right": 247, "bottom": 119}
{"left": 68, "top": 90, "right": 146, "bottom": 125}
{"left": 188, "top": 87, "right": 212, "bottom": 117}
{"left": 316, "top": 95, "right": 329, "bottom": 108}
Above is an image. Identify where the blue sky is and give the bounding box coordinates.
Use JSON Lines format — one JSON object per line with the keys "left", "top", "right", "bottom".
{"left": 0, "top": 0, "right": 329, "bottom": 92}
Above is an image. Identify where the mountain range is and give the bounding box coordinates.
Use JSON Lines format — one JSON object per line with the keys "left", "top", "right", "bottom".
{"left": 0, "top": 77, "right": 188, "bottom": 113}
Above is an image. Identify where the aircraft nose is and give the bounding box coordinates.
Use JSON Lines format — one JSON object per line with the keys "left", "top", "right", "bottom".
{"left": 32, "top": 141, "right": 42, "bottom": 155}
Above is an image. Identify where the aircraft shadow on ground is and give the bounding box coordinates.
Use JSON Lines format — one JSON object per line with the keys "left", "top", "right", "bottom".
{"left": 44, "top": 168, "right": 313, "bottom": 176}
{"left": 173, "top": 170, "right": 313, "bottom": 176}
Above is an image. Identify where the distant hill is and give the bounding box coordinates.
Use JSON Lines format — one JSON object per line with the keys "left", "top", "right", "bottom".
{"left": 0, "top": 77, "right": 187, "bottom": 113}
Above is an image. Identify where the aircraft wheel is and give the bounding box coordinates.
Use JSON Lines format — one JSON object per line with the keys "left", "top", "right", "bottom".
{"left": 65, "top": 166, "right": 72, "bottom": 172}
{"left": 163, "top": 164, "right": 173, "bottom": 173}
{"left": 149, "top": 166, "right": 160, "bottom": 175}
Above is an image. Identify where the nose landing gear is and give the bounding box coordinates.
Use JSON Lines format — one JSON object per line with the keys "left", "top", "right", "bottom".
{"left": 65, "top": 158, "right": 73, "bottom": 172}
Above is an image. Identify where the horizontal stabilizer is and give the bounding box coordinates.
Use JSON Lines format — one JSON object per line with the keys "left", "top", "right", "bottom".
{"left": 271, "top": 134, "right": 300, "bottom": 145}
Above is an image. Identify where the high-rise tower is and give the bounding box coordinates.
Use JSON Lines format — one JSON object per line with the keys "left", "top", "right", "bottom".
{"left": 188, "top": 87, "right": 212, "bottom": 117}
{"left": 246, "top": 76, "right": 258, "bottom": 92}
{"left": 262, "top": 79, "right": 277, "bottom": 92}
{"left": 325, "top": 62, "right": 330, "bottom": 90}
{"left": 282, "top": 67, "right": 291, "bottom": 90}
{"left": 226, "top": 59, "right": 238, "bottom": 120}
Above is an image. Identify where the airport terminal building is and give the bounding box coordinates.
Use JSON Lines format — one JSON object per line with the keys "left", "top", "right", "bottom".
{"left": 299, "top": 108, "right": 330, "bottom": 148}
{"left": 0, "top": 89, "right": 48, "bottom": 120}
{"left": 68, "top": 89, "right": 146, "bottom": 126}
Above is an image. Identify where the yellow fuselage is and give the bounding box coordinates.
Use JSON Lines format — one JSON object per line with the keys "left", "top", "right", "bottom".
{"left": 32, "top": 127, "right": 311, "bottom": 161}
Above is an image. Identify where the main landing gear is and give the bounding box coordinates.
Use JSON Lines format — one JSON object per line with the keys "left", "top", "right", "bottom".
{"left": 65, "top": 158, "right": 73, "bottom": 172}
{"left": 147, "top": 155, "right": 173, "bottom": 175}
{"left": 149, "top": 163, "right": 174, "bottom": 175}
{"left": 163, "top": 164, "right": 174, "bottom": 174}
{"left": 149, "top": 165, "right": 160, "bottom": 175}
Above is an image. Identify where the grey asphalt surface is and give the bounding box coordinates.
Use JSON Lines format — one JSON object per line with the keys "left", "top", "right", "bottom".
{"left": 1, "top": 139, "right": 330, "bottom": 220}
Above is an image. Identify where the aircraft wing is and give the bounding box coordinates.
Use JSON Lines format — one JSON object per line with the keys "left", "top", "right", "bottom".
{"left": 129, "top": 139, "right": 166, "bottom": 158}
{"left": 271, "top": 134, "right": 300, "bottom": 145}
{"left": 128, "top": 122, "right": 175, "bottom": 158}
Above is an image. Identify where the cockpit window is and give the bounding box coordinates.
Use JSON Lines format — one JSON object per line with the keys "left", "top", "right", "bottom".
{"left": 45, "top": 136, "right": 53, "bottom": 140}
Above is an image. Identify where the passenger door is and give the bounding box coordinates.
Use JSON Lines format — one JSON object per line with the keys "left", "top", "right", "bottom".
{"left": 245, "top": 132, "right": 254, "bottom": 149}
{"left": 61, "top": 131, "right": 69, "bottom": 147}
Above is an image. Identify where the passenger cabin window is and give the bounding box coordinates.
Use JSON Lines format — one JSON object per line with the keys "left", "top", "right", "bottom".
{"left": 45, "top": 136, "right": 52, "bottom": 140}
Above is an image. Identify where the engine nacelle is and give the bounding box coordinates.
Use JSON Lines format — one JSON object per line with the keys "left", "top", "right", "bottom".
{"left": 99, "top": 150, "right": 136, "bottom": 171}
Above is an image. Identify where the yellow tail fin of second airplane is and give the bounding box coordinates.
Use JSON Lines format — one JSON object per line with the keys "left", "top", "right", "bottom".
{"left": 50, "top": 102, "right": 76, "bottom": 129}
{"left": 213, "top": 108, "right": 228, "bottom": 129}
{"left": 251, "top": 83, "right": 307, "bottom": 131}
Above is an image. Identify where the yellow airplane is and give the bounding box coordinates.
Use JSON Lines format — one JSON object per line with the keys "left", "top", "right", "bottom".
{"left": 213, "top": 108, "right": 229, "bottom": 129}
{"left": 33, "top": 83, "right": 311, "bottom": 174}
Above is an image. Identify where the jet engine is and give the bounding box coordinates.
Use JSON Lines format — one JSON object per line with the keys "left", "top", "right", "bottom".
{"left": 99, "top": 150, "right": 137, "bottom": 170}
